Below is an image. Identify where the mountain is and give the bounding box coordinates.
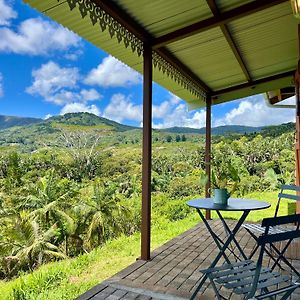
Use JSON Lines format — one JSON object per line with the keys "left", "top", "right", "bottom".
{"left": 260, "top": 122, "right": 295, "bottom": 137}
{"left": 160, "top": 125, "right": 263, "bottom": 135}
{"left": 210, "top": 125, "right": 263, "bottom": 135}
{"left": 0, "top": 113, "right": 295, "bottom": 139}
{"left": 0, "top": 113, "right": 137, "bottom": 132}
{"left": 46, "top": 112, "right": 137, "bottom": 132}
{"left": 0, "top": 115, "right": 42, "bottom": 129}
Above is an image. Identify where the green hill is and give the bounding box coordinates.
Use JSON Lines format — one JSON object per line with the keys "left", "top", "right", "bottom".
{"left": 161, "top": 123, "right": 296, "bottom": 136}
{"left": 161, "top": 125, "right": 263, "bottom": 135}
{"left": 0, "top": 113, "right": 139, "bottom": 150}
{"left": 46, "top": 112, "right": 137, "bottom": 132}
{"left": 0, "top": 115, "right": 42, "bottom": 129}
{"left": 0, "top": 113, "right": 295, "bottom": 150}
{"left": 260, "top": 122, "right": 295, "bottom": 137}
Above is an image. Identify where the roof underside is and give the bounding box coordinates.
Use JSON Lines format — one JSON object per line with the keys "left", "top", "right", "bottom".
{"left": 24, "top": 0, "right": 299, "bottom": 108}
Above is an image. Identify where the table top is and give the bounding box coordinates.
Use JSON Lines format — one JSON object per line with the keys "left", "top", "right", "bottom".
{"left": 187, "top": 198, "right": 271, "bottom": 211}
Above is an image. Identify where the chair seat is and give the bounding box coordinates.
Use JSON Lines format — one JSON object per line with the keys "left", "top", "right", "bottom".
{"left": 202, "top": 260, "right": 295, "bottom": 296}
{"left": 242, "top": 223, "right": 295, "bottom": 235}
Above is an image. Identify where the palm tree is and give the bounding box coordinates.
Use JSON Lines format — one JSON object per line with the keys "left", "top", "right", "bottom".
{"left": 1, "top": 211, "right": 66, "bottom": 278}
{"left": 19, "top": 170, "right": 77, "bottom": 255}
{"left": 85, "top": 181, "right": 130, "bottom": 248}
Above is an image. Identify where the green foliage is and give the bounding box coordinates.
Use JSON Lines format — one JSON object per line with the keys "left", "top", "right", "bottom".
{"left": 166, "top": 135, "right": 172, "bottom": 143}
{"left": 0, "top": 213, "right": 200, "bottom": 300}
{"left": 0, "top": 113, "right": 296, "bottom": 299}
{"left": 211, "top": 161, "right": 240, "bottom": 194}
{"left": 0, "top": 190, "right": 289, "bottom": 300}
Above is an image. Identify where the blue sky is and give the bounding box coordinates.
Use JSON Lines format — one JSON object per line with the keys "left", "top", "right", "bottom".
{"left": 0, "top": 0, "right": 296, "bottom": 128}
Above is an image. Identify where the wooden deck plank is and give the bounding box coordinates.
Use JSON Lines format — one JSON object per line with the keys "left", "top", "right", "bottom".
{"left": 76, "top": 220, "right": 300, "bottom": 300}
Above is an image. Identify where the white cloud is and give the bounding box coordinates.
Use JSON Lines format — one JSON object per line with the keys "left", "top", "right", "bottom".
{"left": 102, "top": 92, "right": 205, "bottom": 128}
{"left": 44, "top": 114, "right": 52, "bottom": 120}
{"left": 153, "top": 104, "right": 206, "bottom": 129}
{"left": 46, "top": 89, "right": 101, "bottom": 105}
{"left": 214, "top": 95, "right": 295, "bottom": 127}
{"left": 0, "top": 73, "right": 3, "bottom": 97}
{"left": 103, "top": 93, "right": 142, "bottom": 123}
{"left": 0, "top": 18, "right": 80, "bottom": 55}
{"left": 64, "top": 49, "right": 83, "bottom": 61}
{"left": 152, "top": 101, "right": 172, "bottom": 119}
{"left": 26, "top": 61, "right": 79, "bottom": 104}
{"left": 26, "top": 61, "right": 102, "bottom": 105}
{"left": 84, "top": 55, "right": 141, "bottom": 87}
{"left": 0, "top": 0, "right": 17, "bottom": 26}
{"left": 80, "top": 89, "right": 101, "bottom": 101}
{"left": 151, "top": 93, "right": 183, "bottom": 120}
{"left": 60, "top": 103, "right": 100, "bottom": 116}
{"left": 169, "top": 94, "right": 181, "bottom": 105}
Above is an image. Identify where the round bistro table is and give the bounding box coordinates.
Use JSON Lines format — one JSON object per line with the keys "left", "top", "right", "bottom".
{"left": 187, "top": 198, "right": 270, "bottom": 299}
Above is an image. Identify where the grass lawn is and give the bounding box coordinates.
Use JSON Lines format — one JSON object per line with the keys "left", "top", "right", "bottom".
{"left": 0, "top": 190, "right": 290, "bottom": 300}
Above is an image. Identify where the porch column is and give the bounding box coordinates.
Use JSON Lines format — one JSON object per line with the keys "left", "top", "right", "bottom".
{"left": 296, "top": 69, "right": 300, "bottom": 213}
{"left": 297, "top": 24, "right": 300, "bottom": 214}
{"left": 141, "top": 43, "right": 152, "bottom": 260}
{"left": 205, "top": 97, "right": 212, "bottom": 219}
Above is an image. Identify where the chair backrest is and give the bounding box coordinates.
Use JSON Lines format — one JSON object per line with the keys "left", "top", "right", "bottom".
{"left": 247, "top": 214, "right": 300, "bottom": 298}
{"left": 274, "top": 184, "right": 300, "bottom": 217}
{"left": 258, "top": 214, "right": 300, "bottom": 245}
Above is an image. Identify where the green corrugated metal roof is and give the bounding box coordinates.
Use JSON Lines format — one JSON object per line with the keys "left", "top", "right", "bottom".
{"left": 23, "top": 0, "right": 299, "bottom": 107}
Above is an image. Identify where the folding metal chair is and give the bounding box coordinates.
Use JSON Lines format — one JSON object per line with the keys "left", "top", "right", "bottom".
{"left": 242, "top": 185, "right": 300, "bottom": 268}
{"left": 198, "top": 214, "right": 300, "bottom": 300}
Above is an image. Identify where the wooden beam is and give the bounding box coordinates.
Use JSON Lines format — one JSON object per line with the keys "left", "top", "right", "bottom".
{"left": 141, "top": 43, "right": 152, "bottom": 261}
{"left": 212, "top": 70, "right": 295, "bottom": 97}
{"left": 205, "top": 98, "right": 212, "bottom": 220}
{"left": 206, "top": 0, "right": 251, "bottom": 82}
{"left": 91, "top": 0, "right": 211, "bottom": 94}
{"left": 153, "top": 0, "right": 288, "bottom": 48}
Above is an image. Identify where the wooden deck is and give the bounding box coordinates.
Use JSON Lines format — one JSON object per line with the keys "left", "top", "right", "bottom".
{"left": 76, "top": 220, "right": 300, "bottom": 300}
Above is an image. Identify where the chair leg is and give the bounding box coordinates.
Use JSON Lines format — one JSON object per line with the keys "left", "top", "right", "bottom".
{"left": 280, "top": 288, "right": 296, "bottom": 300}
{"left": 269, "top": 242, "right": 300, "bottom": 276}
{"left": 249, "top": 244, "right": 259, "bottom": 259}
{"left": 190, "top": 274, "right": 206, "bottom": 300}
{"left": 208, "top": 276, "right": 223, "bottom": 300}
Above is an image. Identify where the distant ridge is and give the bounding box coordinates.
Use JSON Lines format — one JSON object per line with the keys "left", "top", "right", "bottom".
{"left": 0, "top": 113, "right": 295, "bottom": 137}
{"left": 0, "top": 113, "right": 137, "bottom": 132}
{"left": 160, "top": 125, "right": 264, "bottom": 135}
{"left": 0, "top": 115, "right": 42, "bottom": 129}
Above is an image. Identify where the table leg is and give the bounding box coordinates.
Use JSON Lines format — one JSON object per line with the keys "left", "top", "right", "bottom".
{"left": 190, "top": 210, "right": 250, "bottom": 300}
{"left": 196, "top": 208, "right": 230, "bottom": 264}
{"left": 216, "top": 210, "right": 248, "bottom": 260}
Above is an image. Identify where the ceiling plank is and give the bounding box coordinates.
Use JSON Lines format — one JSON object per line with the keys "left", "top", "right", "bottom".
{"left": 206, "top": 0, "right": 252, "bottom": 82}
{"left": 212, "top": 70, "right": 295, "bottom": 97}
{"left": 153, "top": 0, "right": 288, "bottom": 49}
{"left": 91, "top": 0, "right": 211, "bottom": 93}
{"left": 156, "top": 48, "right": 211, "bottom": 92}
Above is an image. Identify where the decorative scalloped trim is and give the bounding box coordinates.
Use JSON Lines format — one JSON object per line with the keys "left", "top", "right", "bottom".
{"left": 60, "top": 0, "right": 206, "bottom": 101}
{"left": 152, "top": 52, "right": 206, "bottom": 100}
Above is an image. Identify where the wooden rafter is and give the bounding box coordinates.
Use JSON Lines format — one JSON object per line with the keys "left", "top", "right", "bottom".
{"left": 91, "top": 0, "right": 211, "bottom": 94}
{"left": 152, "top": 0, "right": 288, "bottom": 49}
{"left": 212, "top": 70, "right": 295, "bottom": 97}
{"left": 206, "top": 0, "right": 251, "bottom": 83}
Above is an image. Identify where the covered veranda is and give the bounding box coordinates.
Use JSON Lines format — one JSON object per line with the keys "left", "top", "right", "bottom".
{"left": 75, "top": 220, "right": 300, "bottom": 300}
{"left": 24, "top": 0, "right": 300, "bottom": 299}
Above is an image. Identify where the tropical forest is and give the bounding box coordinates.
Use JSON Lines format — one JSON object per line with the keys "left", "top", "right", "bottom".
{"left": 0, "top": 112, "right": 296, "bottom": 299}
